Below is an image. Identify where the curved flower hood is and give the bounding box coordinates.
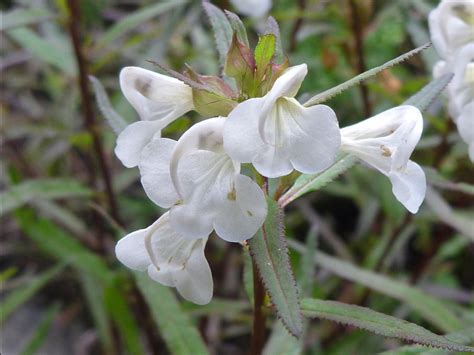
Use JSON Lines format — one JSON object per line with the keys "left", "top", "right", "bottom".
{"left": 223, "top": 64, "right": 341, "bottom": 178}
{"left": 340, "top": 106, "right": 426, "bottom": 213}
{"left": 115, "top": 67, "right": 194, "bottom": 168}
{"left": 139, "top": 117, "right": 267, "bottom": 242}
{"left": 115, "top": 212, "right": 213, "bottom": 305}
{"left": 429, "top": 0, "right": 474, "bottom": 59}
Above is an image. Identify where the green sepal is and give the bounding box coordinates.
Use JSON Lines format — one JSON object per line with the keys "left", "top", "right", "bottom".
{"left": 224, "top": 33, "right": 255, "bottom": 99}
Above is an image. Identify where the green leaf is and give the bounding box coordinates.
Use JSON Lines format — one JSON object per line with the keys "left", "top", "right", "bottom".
{"left": 15, "top": 210, "right": 112, "bottom": 283}
{"left": 20, "top": 303, "right": 61, "bottom": 355}
{"left": 96, "top": 1, "right": 186, "bottom": 49}
{"left": 403, "top": 73, "right": 453, "bottom": 111}
{"left": 301, "top": 299, "right": 474, "bottom": 352}
{"left": 224, "top": 10, "right": 249, "bottom": 46}
{"left": 248, "top": 198, "right": 303, "bottom": 337}
{"left": 380, "top": 326, "right": 474, "bottom": 354}
{"left": 264, "top": 16, "right": 284, "bottom": 64}
{"left": 279, "top": 155, "right": 358, "bottom": 208}
{"left": 6, "top": 27, "right": 76, "bottom": 75}
{"left": 135, "top": 273, "right": 209, "bottom": 355}
{"left": 203, "top": 2, "right": 233, "bottom": 65}
{"left": 1, "top": 179, "right": 92, "bottom": 216}
{"left": 1, "top": 264, "right": 64, "bottom": 323}
{"left": 263, "top": 321, "right": 301, "bottom": 355}
{"left": 80, "top": 273, "right": 113, "bottom": 353}
{"left": 104, "top": 285, "right": 146, "bottom": 355}
{"left": 425, "top": 167, "right": 474, "bottom": 196}
{"left": 254, "top": 34, "right": 276, "bottom": 81}
{"left": 288, "top": 240, "right": 462, "bottom": 333}
{"left": 0, "top": 7, "right": 53, "bottom": 31}
{"left": 304, "top": 43, "right": 431, "bottom": 106}
{"left": 89, "top": 76, "right": 127, "bottom": 135}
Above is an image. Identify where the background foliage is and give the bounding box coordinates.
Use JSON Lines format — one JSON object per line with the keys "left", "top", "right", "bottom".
{"left": 1, "top": 0, "right": 473, "bottom": 354}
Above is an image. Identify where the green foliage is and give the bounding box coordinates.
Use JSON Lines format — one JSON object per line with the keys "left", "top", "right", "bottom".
{"left": 135, "top": 273, "right": 209, "bottom": 355}
{"left": 1, "top": 265, "right": 64, "bottom": 323}
{"left": 1, "top": 179, "right": 92, "bottom": 217}
{"left": 279, "top": 155, "right": 358, "bottom": 208}
{"left": 248, "top": 198, "right": 303, "bottom": 337}
{"left": 301, "top": 299, "right": 474, "bottom": 352}
{"left": 20, "top": 304, "right": 61, "bottom": 355}
{"left": 203, "top": 2, "right": 234, "bottom": 65}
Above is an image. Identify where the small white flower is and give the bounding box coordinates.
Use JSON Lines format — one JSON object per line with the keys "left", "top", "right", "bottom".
{"left": 429, "top": 0, "right": 474, "bottom": 59}
{"left": 229, "top": 0, "right": 272, "bottom": 18}
{"left": 115, "top": 67, "right": 194, "bottom": 168}
{"left": 223, "top": 64, "right": 341, "bottom": 178}
{"left": 115, "top": 212, "right": 213, "bottom": 305}
{"left": 340, "top": 106, "right": 426, "bottom": 213}
{"left": 139, "top": 117, "right": 267, "bottom": 242}
{"left": 456, "top": 101, "right": 474, "bottom": 161}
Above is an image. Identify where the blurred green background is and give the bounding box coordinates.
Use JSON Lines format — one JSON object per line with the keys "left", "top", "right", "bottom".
{"left": 1, "top": 0, "right": 473, "bottom": 354}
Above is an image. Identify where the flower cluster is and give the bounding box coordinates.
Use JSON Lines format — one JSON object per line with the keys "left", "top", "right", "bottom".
{"left": 429, "top": 0, "right": 474, "bottom": 161}
{"left": 115, "top": 28, "right": 426, "bottom": 304}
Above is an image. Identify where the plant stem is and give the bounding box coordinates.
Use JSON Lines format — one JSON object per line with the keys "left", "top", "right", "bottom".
{"left": 348, "top": 0, "right": 371, "bottom": 117}
{"left": 250, "top": 258, "right": 266, "bottom": 355}
{"left": 66, "top": 0, "right": 122, "bottom": 229}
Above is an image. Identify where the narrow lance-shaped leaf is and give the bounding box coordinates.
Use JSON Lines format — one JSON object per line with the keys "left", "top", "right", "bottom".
{"left": 402, "top": 73, "right": 453, "bottom": 111}
{"left": 254, "top": 34, "right": 276, "bottom": 82}
{"left": 288, "top": 240, "right": 462, "bottom": 332}
{"left": 248, "top": 198, "right": 303, "bottom": 337}
{"left": 104, "top": 285, "right": 147, "bottom": 355}
{"left": 1, "top": 264, "right": 64, "bottom": 323}
{"left": 301, "top": 299, "right": 474, "bottom": 352}
{"left": 203, "top": 2, "right": 233, "bottom": 65}
{"left": 20, "top": 303, "right": 61, "bottom": 355}
{"left": 135, "top": 273, "right": 209, "bottom": 355}
{"left": 279, "top": 155, "right": 358, "bottom": 208}
{"left": 1, "top": 178, "right": 92, "bottom": 217}
{"left": 89, "top": 76, "right": 128, "bottom": 135}
{"left": 224, "top": 10, "right": 249, "bottom": 46}
{"left": 304, "top": 42, "right": 431, "bottom": 106}
{"left": 0, "top": 7, "right": 54, "bottom": 31}
{"left": 264, "top": 16, "right": 284, "bottom": 64}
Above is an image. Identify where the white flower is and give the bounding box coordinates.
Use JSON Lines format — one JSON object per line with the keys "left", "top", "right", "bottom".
{"left": 429, "top": 0, "right": 474, "bottom": 59}
{"left": 223, "top": 64, "right": 341, "bottom": 178}
{"left": 115, "top": 212, "right": 213, "bottom": 305}
{"left": 456, "top": 101, "right": 474, "bottom": 161}
{"left": 139, "top": 117, "right": 267, "bottom": 242}
{"left": 229, "top": 0, "right": 272, "bottom": 18}
{"left": 434, "top": 44, "right": 474, "bottom": 162}
{"left": 340, "top": 106, "right": 426, "bottom": 213}
{"left": 115, "top": 67, "right": 194, "bottom": 168}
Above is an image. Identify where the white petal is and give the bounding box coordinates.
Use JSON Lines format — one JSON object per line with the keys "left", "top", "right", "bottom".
{"left": 456, "top": 101, "right": 474, "bottom": 162}
{"left": 230, "top": 0, "right": 272, "bottom": 18}
{"left": 139, "top": 138, "right": 179, "bottom": 208}
{"left": 120, "top": 66, "right": 194, "bottom": 123}
{"left": 389, "top": 161, "right": 426, "bottom": 214}
{"left": 341, "top": 105, "right": 422, "bottom": 141}
{"left": 253, "top": 144, "right": 293, "bottom": 178}
{"left": 223, "top": 98, "right": 265, "bottom": 163}
{"left": 114, "top": 120, "right": 164, "bottom": 168}
{"left": 213, "top": 174, "right": 267, "bottom": 242}
{"left": 170, "top": 151, "right": 233, "bottom": 239}
{"left": 262, "top": 64, "right": 308, "bottom": 114}
{"left": 174, "top": 239, "right": 213, "bottom": 305}
{"left": 115, "top": 223, "right": 155, "bottom": 271}
{"left": 281, "top": 100, "right": 341, "bottom": 174}
{"left": 145, "top": 213, "right": 213, "bottom": 304}
{"left": 170, "top": 117, "right": 226, "bottom": 197}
